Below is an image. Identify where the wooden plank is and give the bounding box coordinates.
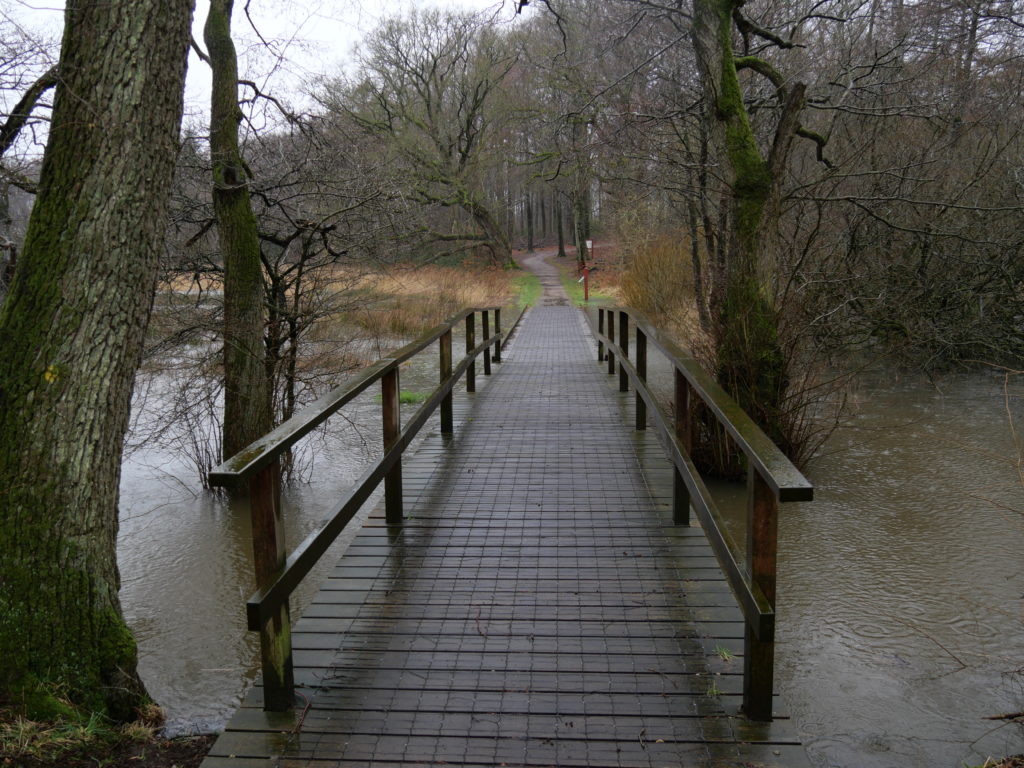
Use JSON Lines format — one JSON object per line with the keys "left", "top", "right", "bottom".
{"left": 223, "top": 708, "right": 802, "bottom": 745}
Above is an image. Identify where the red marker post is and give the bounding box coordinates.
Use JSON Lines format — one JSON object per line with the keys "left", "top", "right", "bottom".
{"left": 581, "top": 239, "right": 593, "bottom": 302}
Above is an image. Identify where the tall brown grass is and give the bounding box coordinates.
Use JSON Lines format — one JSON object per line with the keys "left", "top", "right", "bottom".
{"left": 618, "top": 231, "right": 708, "bottom": 350}
{"left": 348, "top": 264, "right": 519, "bottom": 339}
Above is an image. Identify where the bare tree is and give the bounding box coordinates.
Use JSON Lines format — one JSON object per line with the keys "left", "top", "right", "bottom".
{"left": 325, "top": 9, "right": 517, "bottom": 265}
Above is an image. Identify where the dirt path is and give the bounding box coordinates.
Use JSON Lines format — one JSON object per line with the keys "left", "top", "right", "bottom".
{"left": 515, "top": 247, "right": 571, "bottom": 306}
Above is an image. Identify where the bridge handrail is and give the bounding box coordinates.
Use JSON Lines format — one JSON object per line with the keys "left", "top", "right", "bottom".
{"left": 209, "top": 305, "right": 508, "bottom": 711}
{"left": 211, "top": 307, "right": 490, "bottom": 487}
{"left": 610, "top": 307, "right": 811, "bottom": 501}
{"left": 586, "top": 305, "right": 813, "bottom": 721}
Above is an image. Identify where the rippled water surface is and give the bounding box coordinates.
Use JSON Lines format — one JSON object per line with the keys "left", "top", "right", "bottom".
{"left": 775, "top": 372, "right": 1024, "bottom": 767}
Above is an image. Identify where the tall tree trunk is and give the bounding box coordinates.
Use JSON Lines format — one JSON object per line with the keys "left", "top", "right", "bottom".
{"left": 0, "top": 0, "right": 192, "bottom": 721}
{"left": 572, "top": 187, "right": 590, "bottom": 267}
{"left": 540, "top": 189, "right": 548, "bottom": 239}
{"left": 692, "top": 0, "right": 804, "bottom": 448}
{"left": 206, "top": 0, "right": 271, "bottom": 459}
{"left": 556, "top": 197, "right": 566, "bottom": 258}
{"left": 0, "top": 184, "right": 14, "bottom": 297}
{"left": 525, "top": 191, "right": 534, "bottom": 252}
{"left": 687, "top": 199, "right": 712, "bottom": 331}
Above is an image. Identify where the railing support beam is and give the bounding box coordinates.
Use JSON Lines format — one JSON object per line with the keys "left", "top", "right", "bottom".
{"left": 493, "top": 308, "right": 502, "bottom": 363}
{"left": 246, "top": 460, "right": 293, "bottom": 711}
{"left": 482, "top": 310, "right": 492, "bottom": 376}
{"left": 606, "top": 310, "right": 616, "bottom": 375}
{"left": 743, "top": 468, "right": 778, "bottom": 721}
{"left": 382, "top": 367, "right": 403, "bottom": 525}
{"left": 466, "top": 312, "right": 476, "bottom": 393}
{"left": 673, "top": 369, "right": 692, "bottom": 526}
{"left": 440, "top": 330, "right": 453, "bottom": 435}
{"left": 635, "top": 328, "right": 647, "bottom": 430}
{"left": 618, "top": 310, "right": 629, "bottom": 392}
{"left": 597, "top": 308, "right": 605, "bottom": 362}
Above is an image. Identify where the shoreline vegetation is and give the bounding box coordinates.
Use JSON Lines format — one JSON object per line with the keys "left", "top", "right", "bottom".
{"left": 0, "top": 705, "right": 213, "bottom": 768}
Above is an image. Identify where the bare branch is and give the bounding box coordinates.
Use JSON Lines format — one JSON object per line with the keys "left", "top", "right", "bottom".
{"left": 1, "top": 65, "right": 58, "bottom": 157}
{"left": 190, "top": 36, "right": 211, "bottom": 65}
{"left": 238, "top": 79, "right": 303, "bottom": 126}
{"left": 795, "top": 126, "right": 833, "bottom": 168}
{"left": 732, "top": 7, "right": 798, "bottom": 50}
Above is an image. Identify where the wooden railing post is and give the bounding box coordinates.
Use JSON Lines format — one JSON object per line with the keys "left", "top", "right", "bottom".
{"left": 606, "top": 310, "right": 616, "bottom": 375}
{"left": 743, "top": 468, "right": 778, "bottom": 721}
{"left": 482, "top": 310, "right": 492, "bottom": 376}
{"left": 440, "top": 329, "right": 453, "bottom": 435}
{"left": 635, "top": 328, "right": 647, "bottom": 430}
{"left": 493, "top": 308, "right": 502, "bottom": 363}
{"left": 248, "top": 460, "right": 293, "bottom": 710}
{"left": 673, "top": 369, "right": 692, "bottom": 526}
{"left": 466, "top": 312, "right": 476, "bottom": 392}
{"left": 382, "top": 366, "right": 403, "bottom": 525}
{"left": 597, "top": 308, "right": 605, "bottom": 362}
{"left": 618, "top": 310, "right": 629, "bottom": 392}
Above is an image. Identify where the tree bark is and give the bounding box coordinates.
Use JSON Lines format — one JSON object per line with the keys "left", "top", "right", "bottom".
{"left": 525, "top": 191, "right": 534, "bottom": 252}
{"left": 0, "top": 0, "right": 192, "bottom": 721}
{"left": 205, "top": 0, "right": 272, "bottom": 459}
{"left": 692, "top": 0, "right": 803, "bottom": 447}
{"left": 471, "top": 196, "right": 513, "bottom": 266}
{"left": 556, "top": 196, "right": 567, "bottom": 257}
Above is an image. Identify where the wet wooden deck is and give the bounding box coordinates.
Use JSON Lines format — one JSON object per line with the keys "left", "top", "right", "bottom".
{"left": 201, "top": 303, "right": 809, "bottom": 767}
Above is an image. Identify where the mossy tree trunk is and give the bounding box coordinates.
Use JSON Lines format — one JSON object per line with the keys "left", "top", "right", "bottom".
{"left": 0, "top": 0, "right": 192, "bottom": 721}
{"left": 692, "top": 0, "right": 805, "bottom": 448}
{"left": 205, "top": 0, "right": 272, "bottom": 459}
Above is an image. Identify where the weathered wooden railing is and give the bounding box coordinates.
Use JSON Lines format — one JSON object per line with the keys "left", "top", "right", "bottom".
{"left": 208, "top": 307, "right": 506, "bottom": 711}
{"left": 589, "top": 306, "right": 813, "bottom": 721}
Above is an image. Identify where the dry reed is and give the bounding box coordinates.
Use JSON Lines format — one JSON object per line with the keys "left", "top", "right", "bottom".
{"left": 618, "top": 231, "right": 708, "bottom": 350}
{"left": 348, "top": 264, "right": 519, "bottom": 338}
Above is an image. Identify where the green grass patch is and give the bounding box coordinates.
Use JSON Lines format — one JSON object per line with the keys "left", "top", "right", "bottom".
{"left": 374, "top": 390, "right": 428, "bottom": 405}
{"left": 513, "top": 272, "right": 542, "bottom": 309}
{"left": 713, "top": 645, "right": 734, "bottom": 662}
{"left": 0, "top": 703, "right": 177, "bottom": 766}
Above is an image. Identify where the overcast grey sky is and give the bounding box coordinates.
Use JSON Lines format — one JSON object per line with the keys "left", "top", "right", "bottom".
{"left": 6, "top": 0, "right": 518, "bottom": 129}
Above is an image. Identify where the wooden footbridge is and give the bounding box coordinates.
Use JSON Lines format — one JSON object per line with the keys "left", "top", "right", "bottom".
{"left": 200, "top": 262, "right": 813, "bottom": 767}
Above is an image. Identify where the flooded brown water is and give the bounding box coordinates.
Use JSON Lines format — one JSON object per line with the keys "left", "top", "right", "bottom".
{"left": 118, "top": 348, "right": 1022, "bottom": 765}
{"left": 776, "top": 371, "right": 1024, "bottom": 766}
